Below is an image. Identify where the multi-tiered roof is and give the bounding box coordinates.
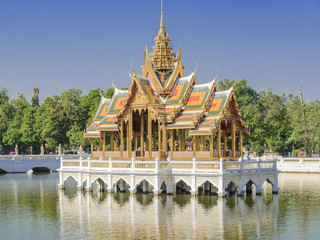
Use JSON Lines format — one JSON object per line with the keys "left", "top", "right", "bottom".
{"left": 85, "top": 1, "right": 248, "bottom": 139}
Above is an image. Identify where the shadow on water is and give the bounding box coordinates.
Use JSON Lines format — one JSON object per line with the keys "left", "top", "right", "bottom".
{"left": 136, "top": 193, "right": 154, "bottom": 206}
{"left": 225, "top": 196, "right": 237, "bottom": 208}
{"left": 32, "top": 167, "right": 51, "bottom": 173}
{"left": 244, "top": 196, "right": 255, "bottom": 208}
{"left": 197, "top": 195, "right": 218, "bottom": 210}
{"left": 90, "top": 191, "right": 108, "bottom": 203}
{"left": 0, "top": 168, "right": 7, "bottom": 174}
{"left": 113, "top": 192, "right": 130, "bottom": 205}
{"left": 173, "top": 194, "right": 191, "bottom": 208}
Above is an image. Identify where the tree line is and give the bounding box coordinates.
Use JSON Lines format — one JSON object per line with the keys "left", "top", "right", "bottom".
{"left": 0, "top": 80, "right": 319, "bottom": 156}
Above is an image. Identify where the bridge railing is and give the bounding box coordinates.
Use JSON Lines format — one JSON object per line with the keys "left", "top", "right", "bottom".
{"left": 59, "top": 156, "right": 278, "bottom": 174}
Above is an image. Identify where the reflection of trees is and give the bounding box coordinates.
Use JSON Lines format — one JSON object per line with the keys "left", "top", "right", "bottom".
{"left": 0, "top": 173, "right": 59, "bottom": 221}
{"left": 197, "top": 195, "right": 218, "bottom": 210}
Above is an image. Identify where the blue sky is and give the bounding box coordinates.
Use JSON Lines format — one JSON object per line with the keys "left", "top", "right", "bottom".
{"left": 0, "top": 0, "right": 319, "bottom": 102}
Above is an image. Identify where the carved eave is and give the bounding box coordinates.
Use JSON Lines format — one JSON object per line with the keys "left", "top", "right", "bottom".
{"left": 204, "top": 75, "right": 219, "bottom": 110}
{"left": 164, "top": 48, "right": 185, "bottom": 92}
{"left": 142, "top": 46, "right": 164, "bottom": 93}
{"left": 180, "top": 72, "right": 197, "bottom": 104}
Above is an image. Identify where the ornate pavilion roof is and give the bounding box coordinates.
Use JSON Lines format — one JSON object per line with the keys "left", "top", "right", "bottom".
{"left": 84, "top": 1, "right": 248, "bottom": 137}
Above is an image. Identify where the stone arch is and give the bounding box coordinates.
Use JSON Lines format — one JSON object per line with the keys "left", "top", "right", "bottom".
{"left": 197, "top": 179, "right": 218, "bottom": 195}
{"left": 63, "top": 175, "right": 79, "bottom": 185}
{"left": 244, "top": 179, "right": 257, "bottom": 195}
{"left": 160, "top": 179, "right": 168, "bottom": 194}
{"left": 91, "top": 177, "right": 108, "bottom": 192}
{"left": 113, "top": 177, "right": 131, "bottom": 193}
{"left": 225, "top": 181, "right": 238, "bottom": 196}
{"left": 173, "top": 179, "right": 192, "bottom": 194}
{"left": 260, "top": 177, "right": 274, "bottom": 192}
{"left": 135, "top": 178, "right": 154, "bottom": 194}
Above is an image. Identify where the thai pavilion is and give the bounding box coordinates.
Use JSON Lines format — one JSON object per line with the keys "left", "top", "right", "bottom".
{"left": 58, "top": 1, "right": 279, "bottom": 196}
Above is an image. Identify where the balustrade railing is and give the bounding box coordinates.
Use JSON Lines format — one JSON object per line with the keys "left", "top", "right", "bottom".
{"left": 59, "top": 156, "right": 278, "bottom": 174}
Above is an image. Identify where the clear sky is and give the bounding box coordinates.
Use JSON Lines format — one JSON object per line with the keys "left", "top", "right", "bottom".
{"left": 1, "top": 0, "right": 319, "bottom": 102}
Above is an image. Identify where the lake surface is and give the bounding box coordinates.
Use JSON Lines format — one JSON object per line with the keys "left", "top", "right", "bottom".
{"left": 0, "top": 173, "right": 320, "bottom": 239}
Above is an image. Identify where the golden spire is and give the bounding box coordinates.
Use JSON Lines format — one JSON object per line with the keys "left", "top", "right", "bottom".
{"left": 149, "top": 0, "right": 176, "bottom": 73}
{"left": 159, "top": 0, "right": 166, "bottom": 37}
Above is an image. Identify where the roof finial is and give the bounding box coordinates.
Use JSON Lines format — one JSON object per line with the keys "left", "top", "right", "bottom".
{"left": 160, "top": 0, "right": 165, "bottom": 31}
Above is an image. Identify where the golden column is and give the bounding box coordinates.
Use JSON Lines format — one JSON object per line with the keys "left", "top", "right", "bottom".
{"left": 201, "top": 136, "right": 206, "bottom": 151}
{"left": 195, "top": 136, "right": 199, "bottom": 151}
{"left": 158, "top": 121, "right": 162, "bottom": 157}
{"left": 224, "top": 130, "right": 227, "bottom": 157}
{"left": 90, "top": 138, "right": 94, "bottom": 159}
{"left": 163, "top": 123, "right": 167, "bottom": 153}
{"left": 232, "top": 119, "right": 236, "bottom": 158}
{"left": 102, "top": 132, "right": 106, "bottom": 159}
{"left": 172, "top": 129, "right": 176, "bottom": 151}
{"left": 170, "top": 130, "right": 174, "bottom": 159}
{"left": 110, "top": 131, "right": 114, "bottom": 151}
{"left": 120, "top": 120, "right": 124, "bottom": 157}
{"left": 182, "top": 129, "right": 185, "bottom": 151}
{"left": 178, "top": 129, "right": 182, "bottom": 151}
{"left": 128, "top": 109, "right": 133, "bottom": 158}
{"left": 148, "top": 111, "right": 152, "bottom": 157}
{"left": 210, "top": 134, "right": 213, "bottom": 158}
{"left": 217, "top": 123, "right": 221, "bottom": 158}
{"left": 140, "top": 110, "right": 144, "bottom": 157}
{"left": 98, "top": 137, "right": 102, "bottom": 151}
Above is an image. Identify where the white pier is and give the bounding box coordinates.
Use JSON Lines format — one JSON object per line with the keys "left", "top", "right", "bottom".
{"left": 58, "top": 156, "right": 279, "bottom": 197}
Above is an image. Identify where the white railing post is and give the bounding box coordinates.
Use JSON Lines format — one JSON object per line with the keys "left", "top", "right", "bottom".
{"left": 257, "top": 156, "right": 261, "bottom": 170}
{"left": 299, "top": 157, "right": 303, "bottom": 164}
{"left": 155, "top": 157, "right": 159, "bottom": 173}
{"left": 100, "top": 156, "right": 102, "bottom": 161}
{"left": 60, "top": 156, "right": 64, "bottom": 168}
{"left": 109, "top": 157, "right": 112, "bottom": 171}
{"left": 167, "top": 157, "right": 172, "bottom": 174}
{"left": 192, "top": 157, "right": 196, "bottom": 173}
{"left": 79, "top": 156, "right": 82, "bottom": 170}
{"left": 219, "top": 157, "right": 224, "bottom": 173}
{"left": 88, "top": 157, "right": 91, "bottom": 170}
{"left": 132, "top": 157, "right": 135, "bottom": 172}
{"left": 239, "top": 157, "right": 243, "bottom": 171}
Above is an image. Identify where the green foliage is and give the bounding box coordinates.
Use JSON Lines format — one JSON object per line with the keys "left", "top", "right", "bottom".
{"left": 0, "top": 87, "right": 9, "bottom": 105}
{"left": 105, "top": 88, "right": 114, "bottom": 99}
{"left": 31, "top": 88, "right": 40, "bottom": 107}
{"left": 0, "top": 81, "right": 319, "bottom": 156}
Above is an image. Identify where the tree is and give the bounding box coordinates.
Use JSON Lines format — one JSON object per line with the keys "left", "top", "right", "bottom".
{"left": 105, "top": 88, "right": 114, "bottom": 99}
{"left": 0, "top": 87, "right": 9, "bottom": 105}
{"left": 259, "top": 89, "right": 292, "bottom": 156}
{"left": 81, "top": 89, "right": 103, "bottom": 118}
{"left": 31, "top": 88, "right": 40, "bottom": 107}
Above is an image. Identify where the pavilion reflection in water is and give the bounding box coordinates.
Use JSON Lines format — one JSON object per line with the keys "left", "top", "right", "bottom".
{"left": 58, "top": 185, "right": 279, "bottom": 239}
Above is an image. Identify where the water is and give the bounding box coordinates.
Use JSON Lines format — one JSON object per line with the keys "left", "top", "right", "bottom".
{"left": 0, "top": 173, "right": 320, "bottom": 239}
